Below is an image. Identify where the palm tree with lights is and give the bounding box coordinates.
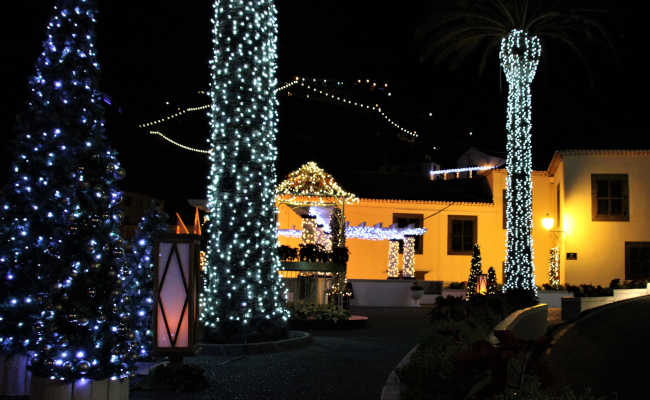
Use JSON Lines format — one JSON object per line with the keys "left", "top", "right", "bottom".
{"left": 419, "top": 0, "right": 612, "bottom": 293}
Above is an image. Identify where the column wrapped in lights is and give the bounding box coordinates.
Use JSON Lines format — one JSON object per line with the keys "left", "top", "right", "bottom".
{"left": 499, "top": 29, "right": 541, "bottom": 294}
{"left": 200, "top": 0, "right": 289, "bottom": 336}
{"left": 549, "top": 247, "right": 560, "bottom": 289}
{"left": 402, "top": 236, "right": 416, "bottom": 279}
{"left": 387, "top": 240, "right": 400, "bottom": 279}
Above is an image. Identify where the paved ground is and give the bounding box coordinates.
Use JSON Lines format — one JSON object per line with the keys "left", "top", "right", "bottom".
{"left": 543, "top": 296, "right": 650, "bottom": 399}
{"left": 131, "top": 307, "right": 430, "bottom": 400}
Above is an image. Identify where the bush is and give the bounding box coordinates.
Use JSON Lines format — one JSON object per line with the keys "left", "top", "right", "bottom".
{"left": 542, "top": 283, "right": 566, "bottom": 291}
{"left": 566, "top": 284, "right": 613, "bottom": 297}
{"left": 287, "top": 301, "right": 350, "bottom": 323}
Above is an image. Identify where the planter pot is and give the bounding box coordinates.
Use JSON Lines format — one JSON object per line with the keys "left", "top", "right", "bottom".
{"left": 411, "top": 289, "right": 424, "bottom": 300}
{"left": 30, "top": 375, "right": 129, "bottom": 400}
{"left": 0, "top": 353, "right": 31, "bottom": 396}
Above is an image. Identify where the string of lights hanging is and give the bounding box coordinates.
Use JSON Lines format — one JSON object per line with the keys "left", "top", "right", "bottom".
{"left": 137, "top": 75, "right": 419, "bottom": 155}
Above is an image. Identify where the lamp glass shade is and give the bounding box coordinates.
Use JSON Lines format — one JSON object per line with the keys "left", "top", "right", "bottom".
{"left": 542, "top": 216, "right": 554, "bottom": 231}
{"left": 156, "top": 242, "right": 190, "bottom": 348}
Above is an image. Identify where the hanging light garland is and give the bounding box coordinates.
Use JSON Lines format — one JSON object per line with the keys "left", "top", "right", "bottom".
{"left": 500, "top": 29, "right": 541, "bottom": 294}
{"left": 300, "top": 217, "right": 317, "bottom": 246}
{"left": 137, "top": 73, "right": 419, "bottom": 156}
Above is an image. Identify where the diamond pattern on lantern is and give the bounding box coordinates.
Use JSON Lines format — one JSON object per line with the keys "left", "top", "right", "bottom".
{"left": 157, "top": 243, "right": 190, "bottom": 348}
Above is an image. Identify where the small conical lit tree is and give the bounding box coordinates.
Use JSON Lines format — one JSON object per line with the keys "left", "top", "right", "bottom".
{"left": 466, "top": 244, "right": 482, "bottom": 301}
{"left": 0, "top": 0, "right": 134, "bottom": 383}
{"left": 121, "top": 204, "right": 169, "bottom": 359}
{"left": 200, "top": 0, "right": 289, "bottom": 339}
{"left": 487, "top": 267, "right": 498, "bottom": 295}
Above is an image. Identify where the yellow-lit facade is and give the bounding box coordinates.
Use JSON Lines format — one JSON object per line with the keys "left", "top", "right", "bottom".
{"left": 277, "top": 150, "right": 650, "bottom": 286}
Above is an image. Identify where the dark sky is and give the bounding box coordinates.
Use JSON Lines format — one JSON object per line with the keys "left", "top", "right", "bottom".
{"left": 0, "top": 1, "right": 640, "bottom": 202}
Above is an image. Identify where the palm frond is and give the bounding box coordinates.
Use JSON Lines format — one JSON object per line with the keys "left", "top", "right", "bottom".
{"left": 492, "top": 0, "right": 517, "bottom": 27}
{"left": 539, "top": 31, "right": 594, "bottom": 88}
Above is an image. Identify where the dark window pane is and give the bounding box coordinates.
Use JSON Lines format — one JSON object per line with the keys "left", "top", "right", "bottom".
{"left": 597, "top": 200, "right": 609, "bottom": 215}
{"left": 610, "top": 199, "right": 623, "bottom": 215}
{"left": 597, "top": 181, "right": 609, "bottom": 197}
{"left": 462, "top": 234, "right": 473, "bottom": 250}
{"left": 452, "top": 220, "right": 462, "bottom": 233}
{"left": 463, "top": 220, "right": 473, "bottom": 233}
{"left": 610, "top": 181, "right": 623, "bottom": 197}
{"left": 452, "top": 236, "right": 462, "bottom": 251}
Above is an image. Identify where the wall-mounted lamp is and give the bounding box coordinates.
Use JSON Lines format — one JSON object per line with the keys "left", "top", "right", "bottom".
{"left": 542, "top": 213, "right": 554, "bottom": 231}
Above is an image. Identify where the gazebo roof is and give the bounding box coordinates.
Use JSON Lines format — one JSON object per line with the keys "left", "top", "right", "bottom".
{"left": 276, "top": 161, "right": 358, "bottom": 206}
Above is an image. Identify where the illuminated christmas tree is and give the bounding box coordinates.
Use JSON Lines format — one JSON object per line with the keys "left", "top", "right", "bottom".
{"left": 487, "top": 266, "right": 498, "bottom": 295}
{"left": 0, "top": 0, "right": 133, "bottom": 382}
{"left": 200, "top": 0, "right": 289, "bottom": 339}
{"left": 121, "top": 204, "right": 168, "bottom": 359}
{"left": 465, "top": 244, "right": 482, "bottom": 301}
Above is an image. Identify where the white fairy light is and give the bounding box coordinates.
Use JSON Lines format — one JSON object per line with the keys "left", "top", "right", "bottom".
{"left": 387, "top": 240, "right": 400, "bottom": 278}
{"left": 499, "top": 29, "right": 541, "bottom": 294}
{"left": 402, "top": 236, "right": 416, "bottom": 279}
{"left": 200, "top": 0, "right": 289, "bottom": 331}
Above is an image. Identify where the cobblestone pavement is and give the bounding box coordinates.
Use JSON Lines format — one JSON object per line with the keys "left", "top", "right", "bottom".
{"left": 131, "top": 307, "right": 430, "bottom": 400}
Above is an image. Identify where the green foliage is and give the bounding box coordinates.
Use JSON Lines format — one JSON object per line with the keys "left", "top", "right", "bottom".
{"left": 401, "top": 293, "right": 540, "bottom": 399}
{"left": 287, "top": 302, "right": 350, "bottom": 323}
{"left": 542, "top": 283, "right": 566, "bottom": 291}
{"left": 277, "top": 245, "right": 298, "bottom": 262}
{"left": 447, "top": 281, "right": 466, "bottom": 289}
{"left": 566, "top": 284, "right": 613, "bottom": 298}
{"left": 609, "top": 278, "right": 647, "bottom": 289}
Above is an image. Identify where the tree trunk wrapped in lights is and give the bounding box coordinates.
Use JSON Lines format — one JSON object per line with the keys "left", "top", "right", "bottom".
{"left": 549, "top": 247, "right": 560, "bottom": 289}
{"left": 402, "top": 236, "right": 416, "bottom": 279}
{"left": 500, "top": 29, "right": 541, "bottom": 294}
{"left": 387, "top": 240, "right": 400, "bottom": 279}
{"left": 200, "top": 0, "right": 289, "bottom": 338}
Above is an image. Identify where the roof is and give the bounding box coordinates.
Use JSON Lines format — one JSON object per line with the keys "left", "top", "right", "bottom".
{"left": 547, "top": 149, "right": 650, "bottom": 175}
{"left": 340, "top": 171, "right": 493, "bottom": 203}
{"left": 276, "top": 161, "right": 358, "bottom": 205}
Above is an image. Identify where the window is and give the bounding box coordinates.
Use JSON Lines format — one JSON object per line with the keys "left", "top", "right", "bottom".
{"left": 448, "top": 215, "right": 477, "bottom": 255}
{"left": 626, "top": 242, "right": 650, "bottom": 280}
{"left": 591, "top": 174, "right": 629, "bottom": 221}
{"left": 393, "top": 213, "right": 423, "bottom": 254}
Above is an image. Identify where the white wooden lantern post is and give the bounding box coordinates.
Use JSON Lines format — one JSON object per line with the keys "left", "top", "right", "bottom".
{"left": 153, "top": 233, "right": 201, "bottom": 363}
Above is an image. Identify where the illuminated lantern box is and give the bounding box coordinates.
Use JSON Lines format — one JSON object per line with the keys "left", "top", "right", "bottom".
{"left": 154, "top": 234, "right": 201, "bottom": 360}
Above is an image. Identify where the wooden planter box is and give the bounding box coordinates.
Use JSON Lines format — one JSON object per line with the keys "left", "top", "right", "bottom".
{"left": 0, "top": 353, "right": 31, "bottom": 396}
{"left": 30, "top": 376, "right": 129, "bottom": 400}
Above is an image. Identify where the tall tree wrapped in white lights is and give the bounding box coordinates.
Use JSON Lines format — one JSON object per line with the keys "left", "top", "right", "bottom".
{"left": 420, "top": 1, "right": 612, "bottom": 295}
{"left": 201, "top": 0, "right": 289, "bottom": 339}
{"left": 500, "top": 30, "right": 541, "bottom": 294}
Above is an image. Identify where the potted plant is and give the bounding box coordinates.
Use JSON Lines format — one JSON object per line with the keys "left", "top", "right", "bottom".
{"left": 410, "top": 281, "right": 425, "bottom": 300}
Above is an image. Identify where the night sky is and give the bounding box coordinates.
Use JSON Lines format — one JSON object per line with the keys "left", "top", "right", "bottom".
{"left": 0, "top": 1, "right": 640, "bottom": 203}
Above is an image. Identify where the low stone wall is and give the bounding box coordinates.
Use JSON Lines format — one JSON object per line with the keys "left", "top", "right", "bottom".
{"left": 537, "top": 290, "right": 572, "bottom": 308}
{"left": 490, "top": 303, "right": 549, "bottom": 344}
{"left": 561, "top": 284, "right": 650, "bottom": 321}
{"left": 349, "top": 280, "right": 442, "bottom": 307}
